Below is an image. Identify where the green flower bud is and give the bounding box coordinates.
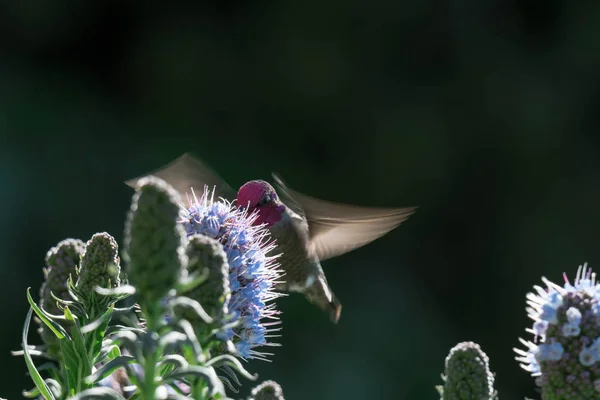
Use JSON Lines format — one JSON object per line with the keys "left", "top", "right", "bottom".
{"left": 438, "top": 341, "right": 497, "bottom": 400}
{"left": 123, "top": 176, "right": 187, "bottom": 321}
{"left": 184, "top": 234, "right": 230, "bottom": 321}
{"left": 38, "top": 239, "right": 85, "bottom": 347}
{"left": 41, "top": 238, "right": 86, "bottom": 314}
{"left": 249, "top": 380, "right": 285, "bottom": 400}
{"left": 76, "top": 232, "right": 121, "bottom": 293}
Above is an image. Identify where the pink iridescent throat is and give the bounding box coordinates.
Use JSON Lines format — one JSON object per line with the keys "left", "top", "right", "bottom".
{"left": 251, "top": 204, "right": 285, "bottom": 226}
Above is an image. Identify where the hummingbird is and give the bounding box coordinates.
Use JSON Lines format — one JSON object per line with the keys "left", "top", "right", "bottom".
{"left": 125, "top": 153, "right": 416, "bottom": 324}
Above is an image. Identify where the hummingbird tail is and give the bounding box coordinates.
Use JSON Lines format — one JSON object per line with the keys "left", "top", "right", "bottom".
{"left": 330, "top": 296, "right": 342, "bottom": 324}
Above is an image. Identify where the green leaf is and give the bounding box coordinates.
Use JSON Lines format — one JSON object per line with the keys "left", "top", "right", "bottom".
{"left": 158, "top": 332, "right": 188, "bottom": 354}
{"left": 26, "top": 288, "right": 69, "bottom": 340}
{"left": 157, "top": 354, "right": 189, "bottom": 371}
{"left": 96, "top": 344, "right": 121, "bottom": 364}
{"left": 11, "top": 347, "right": 45, "bottom": 358}
{"left": 177, "top": 268, "right": 209, "bottom": 293}
{"left": 170, "top": 296, "right": 214, "bottom": 324}
{"left": 60, "top": 339, "right": 82, "bottom": 395}
{"left": 45, "top": 379, "right": 62, "bottom": 398}
{"left": 164, "top": 366, "right": 225, "bottom": 397}
{"left": 36, "top": 361, "right": 60, "bottom": 374}
{"left": 95, "top": 284, "right": 136, "bottom": 297}
{"left": 22, "top": 386, "right": 41, "bottom": 398}
{"left": 219, "top": 364, "right": 242, "bottom": 388}
{"left": 206, "top": 355, "right": 257, "bottom": 381}
{"left": 176, "top": 319, "right": 204, "bottom": 361}
{"left": 218, "top": 375, "right": 239, "bottom": 393}
{"left": 22, "top": 308, "right": 56, "bottom": 400}
{"left": 81, "top": 305, "right": 114, "bottom": 335}
{"left": 60, "top": 309, "right": 94, "bottom": 395}
{"left": 67, "top": 387, "right": 126, "bottom": 400}
{"left": 90, "top": 318, "right": 113, "bottom": 361}
{"left": 85, "top": 355, "right": 136, "bottom": 385}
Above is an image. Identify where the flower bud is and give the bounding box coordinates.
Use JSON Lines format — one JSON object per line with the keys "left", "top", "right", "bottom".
{"left": 76, "top": 232, "right": 121, "bottom": 293}
{"left": 123, "top": 176, "right": 187, "bottom": 319}
{"left": 249, "top": 380, "right": 285, "bottom": 400}
{"left": 184, "top": 234, "right": 230, "bottom": 321}
{"left": 38, "top": 238, "right": 85, "bottom": 347}
{"left": 439, "top": 341, "right": 496, "bottom": 400}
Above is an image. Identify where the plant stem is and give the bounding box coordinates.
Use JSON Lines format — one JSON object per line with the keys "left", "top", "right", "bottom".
{"left": 142, "top": 308, "right": 161, "bottom": 400}
{"left": 143, "top": 348, "right": 157, "bottom": 400}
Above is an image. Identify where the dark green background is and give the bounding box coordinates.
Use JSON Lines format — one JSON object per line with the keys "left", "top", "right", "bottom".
{"left": 2, "top": 1, "right": 600, "bottom": 399}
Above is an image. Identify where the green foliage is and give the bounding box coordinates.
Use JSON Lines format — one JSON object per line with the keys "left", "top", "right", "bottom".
{"left": 13, "top": 177, "right": 284, "bottom": 400}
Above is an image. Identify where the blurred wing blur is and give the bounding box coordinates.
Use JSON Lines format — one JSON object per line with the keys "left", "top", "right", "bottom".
{"left": 125, "top": 152, "right": 236, "bottom": 200}
{"left": 272, "top": 173, "right": 417, "bottom": 261}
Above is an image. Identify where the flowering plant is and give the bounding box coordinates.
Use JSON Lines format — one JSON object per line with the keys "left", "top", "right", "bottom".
{"left": 13, "top": 177, "right": 286, "bottom": 400}
{"left": 15, "top": 170, "right": 595, "bottom": 400}
{"left": 437, "top": 263, "right": 600, "bottom": 400}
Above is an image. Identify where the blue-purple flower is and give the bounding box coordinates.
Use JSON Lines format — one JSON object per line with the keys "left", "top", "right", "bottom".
{"left": 178, "top": 186, "right": 283, "bottom": 360}
{"left": 515, "top": 264, "right": 600, "bottom": 399}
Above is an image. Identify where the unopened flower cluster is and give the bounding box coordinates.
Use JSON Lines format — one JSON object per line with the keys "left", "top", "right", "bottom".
{"left": 437, "top": 341, "right": 497, "bottom": 400}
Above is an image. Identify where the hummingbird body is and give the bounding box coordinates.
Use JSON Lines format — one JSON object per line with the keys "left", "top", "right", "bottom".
{"left": 266, "top": 203, "right": 341, "bottom": 323}
{"left": 236, "top": 179, "right": 342, "bottom": 322}
{"left": 125, "top": 153, "right": 416, "bottom": 324}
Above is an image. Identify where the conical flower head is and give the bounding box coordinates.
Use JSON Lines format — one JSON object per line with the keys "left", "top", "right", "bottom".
{"left": 249, "top": 380, "right": 285, "bottom": 400}
{"left": 184, "top": 234, "right": 231, "bottom": 321}
{"left": 76, "top": 232, "right": 121, "bottom": 294}
{"left": 124, "top": 176, "right": 187, "bottom": 319}
{"left": 179, "top": 186, "right": 284, "bottom": 360}
{"left": 515, "top": 264, "right": 600, "bottom": 399}
{"left": 39, "top": 238, "right": 85, "bottom": 347}
{"left": 438, "top": 341, "right": 497, "bottom": 400}
{"left": 41, "top": 238, "right": 86, "bottom": 315}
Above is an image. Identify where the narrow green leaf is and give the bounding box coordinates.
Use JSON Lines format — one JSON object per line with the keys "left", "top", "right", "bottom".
{"left": 95, "top": 284, "right": 136, "bottom": 296}
{"left": 67, "top": 387, "right": 127, "bottom": 400}
{"left": 177, "top": 268, "right": 209, "bottom": 293}
{"left": 64, "top": 306, "right": 76, "bottom": 323}
{"left": 85, "top": 355, "right": 136, "bottom": 384}
{"left": 22, "top": 308, "right": 56, "bottom": 400}
{"left": 170, "top": 296, "right": 214, "bottom": 324}
{"left": 60, "top": 340, "right": 81, "bottom": 394}
{"left": 45, "top": 379, "right": 62, "bottom": 398}
{"left": 96, "top": 344, "right": 121, "bottom": 364}
{"left": 206, "top": 354, "right": 257, "bottom": 381}
{"left": 26, "top": 288, "right": 69, "bottom": 340}
{"left": 218, "top": 375, "right": 239, "bottom": 393}
{"left": 164, "top": 366, "right": 225, "bottom": 397}
{"left": 81, "top": 304, "right": 114, "bottom": 334}
{"left": 22, "top": 386, "right": 41, "bottom": 398}
{"left": 157, "top": 354, "right": 188, "bottom": 371}
{"left": 158, "top": 332, "right": 188, "bottom": 353}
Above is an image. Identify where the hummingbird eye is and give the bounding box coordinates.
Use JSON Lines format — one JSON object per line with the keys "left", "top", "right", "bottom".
{"left": 258, "top": 193, "right": 271, "bottom": 207}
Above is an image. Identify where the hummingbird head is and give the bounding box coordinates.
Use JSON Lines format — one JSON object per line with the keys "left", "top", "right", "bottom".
{"left": 237, "top": 180, "right": 285, "bottom": 227}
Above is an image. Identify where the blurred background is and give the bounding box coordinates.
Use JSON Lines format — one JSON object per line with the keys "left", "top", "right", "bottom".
{"left": 2, "top": 1, "right": 600, "bottom": 398}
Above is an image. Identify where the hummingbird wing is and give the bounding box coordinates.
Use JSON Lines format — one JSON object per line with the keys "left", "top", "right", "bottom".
{"left": 272, "top": 173, "right": 417, "bottom": 261}
{"left": 125, "top": 152, "right": 237, "bottom": 201}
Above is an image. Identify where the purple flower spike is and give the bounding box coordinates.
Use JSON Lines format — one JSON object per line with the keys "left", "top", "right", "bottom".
{"left": 515, "top": 264, "right": 600, "bottom": 399}
{"left": 179, "top": 186, "right": 284, "bottom": 360}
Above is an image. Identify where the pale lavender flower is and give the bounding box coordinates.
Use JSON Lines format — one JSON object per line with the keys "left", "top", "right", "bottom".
{"left": 515, "top": 264, "right": 600, "bottom": 399}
